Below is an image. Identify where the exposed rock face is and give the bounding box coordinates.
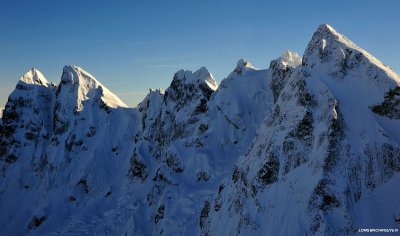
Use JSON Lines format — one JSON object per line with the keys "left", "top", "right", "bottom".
{"left": 372, "top": 86, "right": 400, "bottom": 119}
{"left": 0, "top": 69, "right": 55, "bottom": 164}
{"left": 0, "top": 24, "right": 399, "bottom": 235}
{"left": 207, "top": 24, "right": 400, "bottom": 235}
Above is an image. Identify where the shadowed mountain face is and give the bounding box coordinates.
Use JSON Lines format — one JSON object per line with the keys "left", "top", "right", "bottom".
{"left": 0, "top": 24, "right": 399, "bottom": 235}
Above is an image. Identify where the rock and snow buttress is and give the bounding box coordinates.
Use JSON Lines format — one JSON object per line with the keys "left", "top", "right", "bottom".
{"left": 0, "top": 24, "right": 399, "bottom": 235}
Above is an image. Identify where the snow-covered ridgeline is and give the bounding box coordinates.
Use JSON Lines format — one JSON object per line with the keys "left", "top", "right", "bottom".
{"left": 0, "top": 24, "right": 399, "bottom": 235}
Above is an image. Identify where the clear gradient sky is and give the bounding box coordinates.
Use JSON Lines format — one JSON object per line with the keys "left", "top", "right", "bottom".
{"left": 1, "top": 0, "right": 399, "bottom": 107}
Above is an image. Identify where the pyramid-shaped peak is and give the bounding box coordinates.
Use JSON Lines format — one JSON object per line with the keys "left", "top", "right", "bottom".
{"left": 307, "top": 24, "right": 346, "bottom": 45}
{"left": 195, "top": 67, "right": 218, "bottom": 90}
{"left": 19, "top": 68, "right": 49, "bottom": 86}
{"left": 308, "top": 24, "right": 350, "bottom": 46}
{"left": 59, "top": 65, "right": 127, "bottom": 108}
{"left": 302, "top": 24, "right": 400, "bottom": 83}
{"left": 315, "top": 24, "right": 337, "bottom": 35}
{"left": 303, "top": 24, "right": 360, "bottom": 67}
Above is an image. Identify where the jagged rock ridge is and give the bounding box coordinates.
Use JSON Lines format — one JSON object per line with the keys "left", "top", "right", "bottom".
{"left": 0, "top": 24, "right": 399, "bottom": 235}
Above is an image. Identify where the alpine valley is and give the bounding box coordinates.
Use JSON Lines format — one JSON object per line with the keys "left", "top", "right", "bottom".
{"left": 1, "top": 24, "right": 399, "bottom": 235}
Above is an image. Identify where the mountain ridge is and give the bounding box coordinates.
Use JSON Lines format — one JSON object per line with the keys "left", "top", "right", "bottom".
{"left": 0, "top": 24, "right": 399, "bottom": 235}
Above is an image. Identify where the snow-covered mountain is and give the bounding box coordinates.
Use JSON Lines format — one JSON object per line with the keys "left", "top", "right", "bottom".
{"left": 207, "top": 24, "right": 400, "bottom": 235}
{"left": 0, "top": 24, "right": 399, "bottom": 235}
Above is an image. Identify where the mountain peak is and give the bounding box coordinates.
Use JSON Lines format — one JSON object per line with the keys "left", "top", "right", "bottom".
{"left": 309, "top": 24, "right": 344, "bottom": 45}
{"left": 59, "top": 65, "right": 127, "bottom": 108}
{"left": 194, "top": 66, "right": 211, "bottom": 77}
{"left": 303, "top": 24, "right": 346, "bottom": 66}
{"left": 234, "top": 59, "right": 254, "bottom": 74}
{"left": 165, "top": 67, "right": 218, "bottom": 112}
{"left": 2, "top": 24, "right": 400, "bottom": 236}
{"left": 19, "top": 68, "right": 49, "bottom": 86}
{"left": 172, "top": 67, "right": 218, "bottom": 91}
{"left": 303, "top": 24, "right": 358, "bottom": 64}
{"left": 195, "top": 67, "right": 218, "bottom": 90}
{"left": 278, "top": 50, "right": 302, "bottom": 68}
{"left": 303, "top": 24, "right": 400, "bottom": 82}
{"left": 316, "top": 23, "right": 337, "bottom": 35}
{"left": 61, "top": 65, "right": 98, "bottom": 85}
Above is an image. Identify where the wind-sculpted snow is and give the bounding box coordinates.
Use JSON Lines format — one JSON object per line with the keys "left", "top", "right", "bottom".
{"left": 0, "top": 24, "right": 399, "bottom": 235}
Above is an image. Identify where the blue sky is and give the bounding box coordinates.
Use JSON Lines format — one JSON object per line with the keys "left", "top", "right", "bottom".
{"left": 1, "top": 0, "right": 399, "bottom": 107}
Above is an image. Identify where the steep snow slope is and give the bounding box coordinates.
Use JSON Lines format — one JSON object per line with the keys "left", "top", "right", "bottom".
{"left": 0, "top": 66, "right": 138, "bottom": 235}
{"left": 0, "top": 24, "right": 399, "bottom": 236}
{"left": 0, "top": 60, "right": 280, "bottom": 235}
{"left": 0, "top": 68, "right": 55, "bottom": 164}
{"left": 207, "top": 24, "right": 400, "bottom": 235}
{"left": 123, "top": 64, "right": 277, "bottom": 235}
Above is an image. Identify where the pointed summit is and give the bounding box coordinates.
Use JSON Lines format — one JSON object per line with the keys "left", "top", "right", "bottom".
{"left": 302, "top": 24, "right": 349, "bottom": 67}
{"left": 19, "top": 68, "right": 49, "bottom": 86}
{"left": 302, "top": 24, "right": 400, "bottom": 82}
{"left": 195, "top": 67, "right": 218, "bottom": 91}
{"left": 308, "top": 24, "right": 344, "bottom": 46}
{"left": 315, "top": 24, "right": 337, "bottom": 36}
{"left": 58, "top": 65, "right": 127, "bottom": 109}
